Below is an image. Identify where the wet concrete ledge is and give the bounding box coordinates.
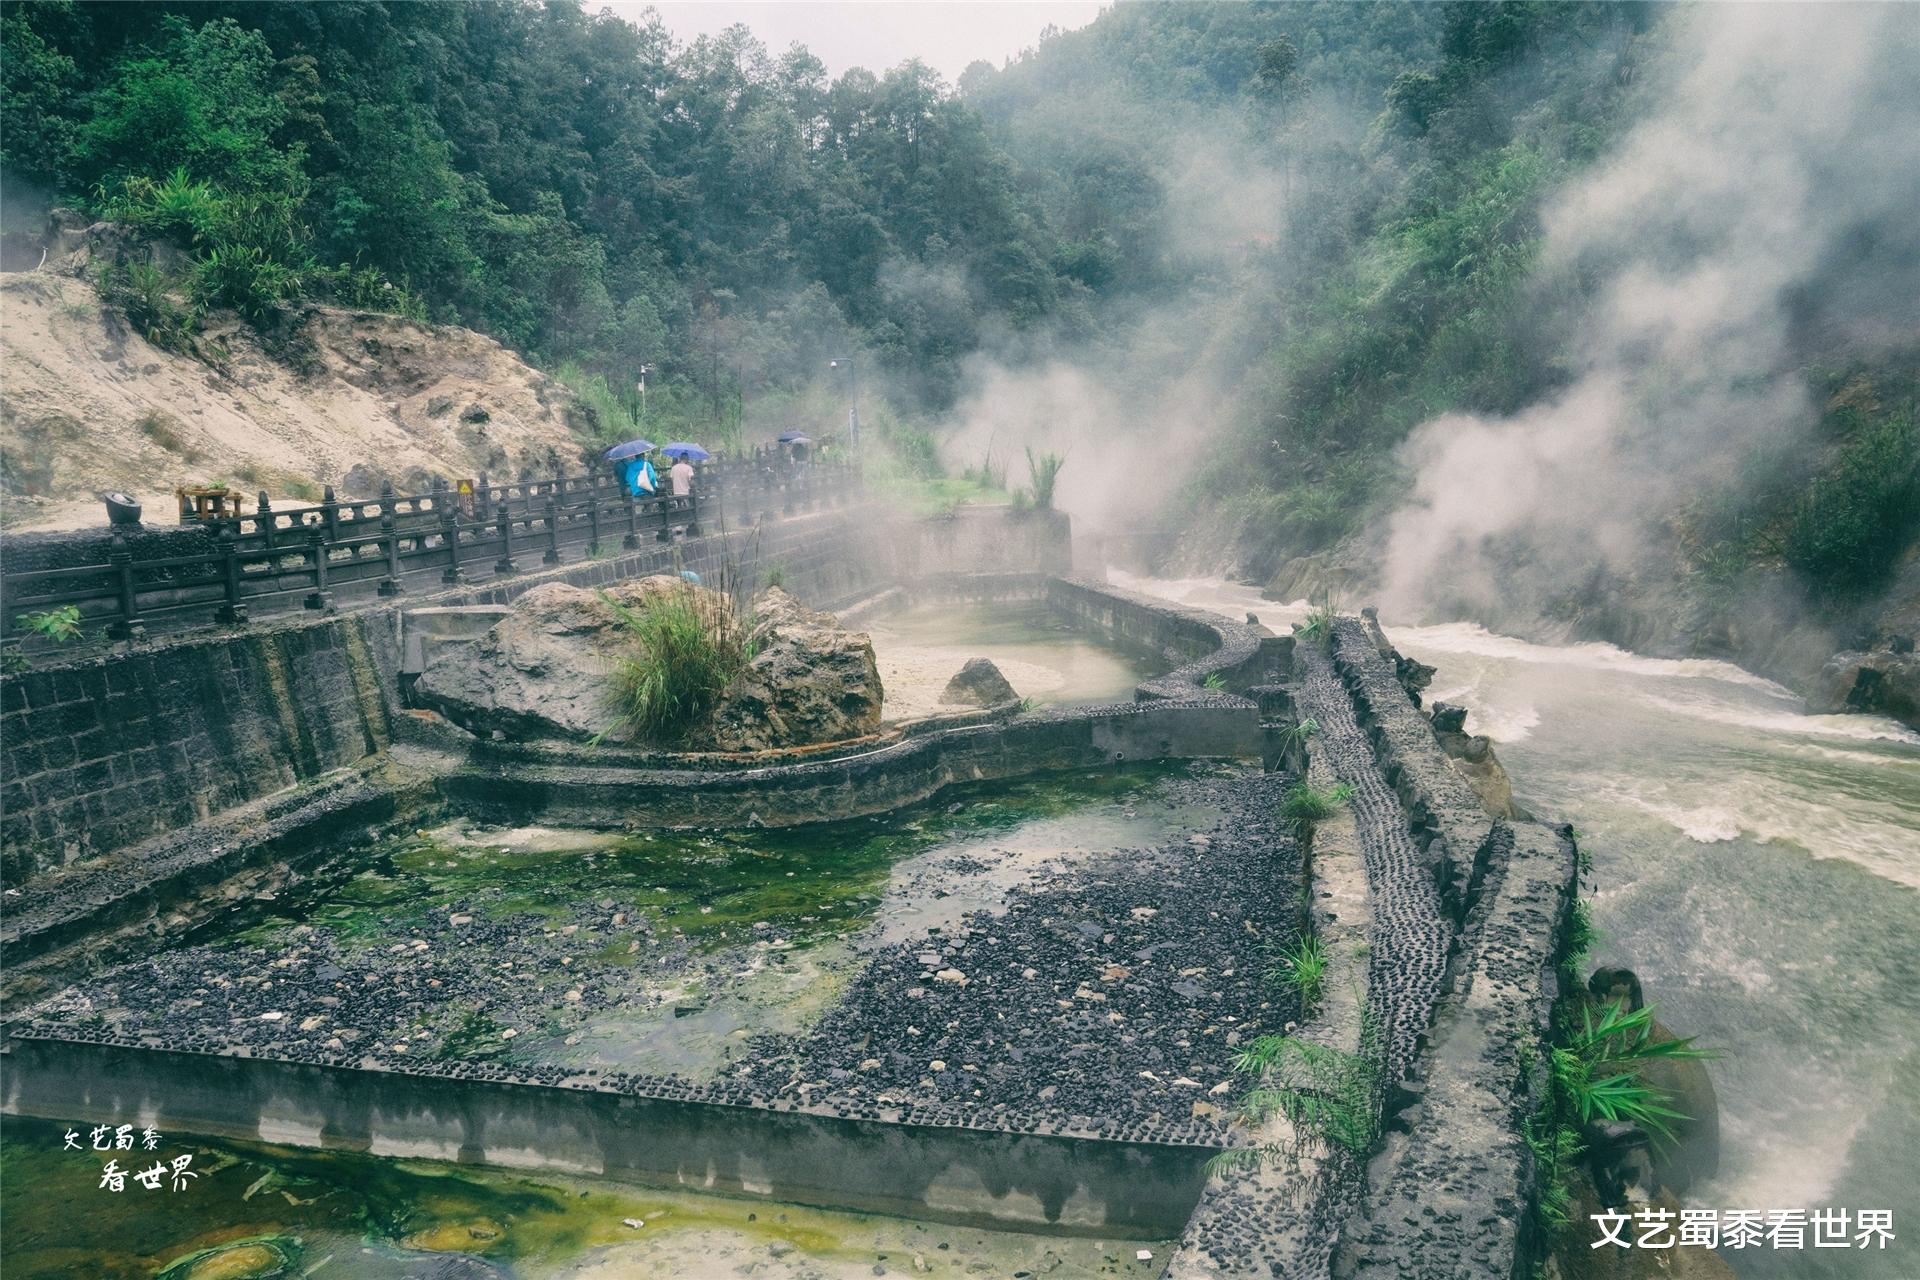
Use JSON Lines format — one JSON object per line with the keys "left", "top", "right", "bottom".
{"left": 1, "top": 1034, "right": 1213, "bottom": 1238}
{"left": 438, "top": 698, "right": 1264, "bottom": 830}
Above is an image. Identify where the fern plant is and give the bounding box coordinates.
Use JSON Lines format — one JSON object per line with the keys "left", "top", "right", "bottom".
{"left": 1212, "top": 1013, "right": 1385, "bottom": 1167}
{"left": 1556, "top": 999, "right": 1717, "bottom": 1142}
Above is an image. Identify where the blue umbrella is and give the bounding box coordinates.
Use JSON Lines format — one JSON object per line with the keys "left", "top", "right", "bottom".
{"left": 660, "top": 443, "right": 711, "bottom": 461}
{"left": 602, "top": 438, "right": 657, "bottom": 462}
{"left": 777, "top": 431, "right": 812, "bottom": 444}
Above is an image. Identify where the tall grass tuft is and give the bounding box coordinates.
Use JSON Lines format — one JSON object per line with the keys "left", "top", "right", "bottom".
{"left": 601, "top": 585, "right": 751, "bottom": 744}
{"left": 1282, "top": 781, "right": 1352, "bottom": 834}
{"left": 1268, "top": 934, "right": 1328, "bottom": 1011}
{"left": 1025, "top": 446, "right": 1066, "bottom": 510}
{"left": 1296, "top": 589, "right": 1341, "bottom": 652}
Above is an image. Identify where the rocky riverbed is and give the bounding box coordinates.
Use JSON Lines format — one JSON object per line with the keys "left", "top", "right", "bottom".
{"left": 735, "top": 770, "right": 1302, "bottom": 1144}
{"left": 13, "top": 766, "right": 1298, "bottom": 1146}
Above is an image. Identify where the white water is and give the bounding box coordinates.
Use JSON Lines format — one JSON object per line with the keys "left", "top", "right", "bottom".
{"left": 1119, "top": 572, "right": 1920, "bottom": 1279}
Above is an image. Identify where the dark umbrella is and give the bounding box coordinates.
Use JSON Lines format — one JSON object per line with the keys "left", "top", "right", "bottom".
{"left": 776, "top": 431, "right": 812, "bottom": 444}
{"left": 660, "top": 443, "right": 711, "bottom": 461}
{"left": 602, "top": 439, "right": 657, "bottom": 462}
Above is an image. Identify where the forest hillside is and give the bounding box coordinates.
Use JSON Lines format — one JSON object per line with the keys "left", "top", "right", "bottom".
{"left": 3, "top": 0, "right": 1915, "bottom": 697}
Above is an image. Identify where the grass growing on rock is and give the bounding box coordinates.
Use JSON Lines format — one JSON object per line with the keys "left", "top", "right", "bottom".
{"left": 601, "top": 586, "right": 752, "bottom": 744}
{"left": 1295, "top": 591, "right": 1341, "bottom": 653}
{"left": 1281, "top": 781, "right": 1353, "bottom": 835}
{"left": 1268, "top": 934, "right": 1329, "bottom": 1013}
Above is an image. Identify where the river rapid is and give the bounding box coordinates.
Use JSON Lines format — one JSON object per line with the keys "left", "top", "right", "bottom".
{"left": 1118, "top": 572, "right": 1920, "bottom": 1280}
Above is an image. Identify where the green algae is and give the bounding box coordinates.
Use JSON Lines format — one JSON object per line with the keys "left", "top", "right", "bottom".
{"left": 237, "top": 763, "right": 1203, "bottom": 954}
{"left": 159, "top": 1238, "right": 298, "bottom": 1279}
{"left": 1, "top": 1115, "right": 1175, "bottom": 1279}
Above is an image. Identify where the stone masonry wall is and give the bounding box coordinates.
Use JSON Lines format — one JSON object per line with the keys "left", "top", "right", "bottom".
{"left": 1324, "top": 618, "right": 1576, "bottom": 1280}
{"left": 1, "top": 613, "right": 400, "bottom": 884}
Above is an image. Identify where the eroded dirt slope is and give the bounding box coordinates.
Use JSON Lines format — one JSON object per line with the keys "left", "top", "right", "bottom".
{"left": 1, "top": 272, "right": 587, "bottom": 530}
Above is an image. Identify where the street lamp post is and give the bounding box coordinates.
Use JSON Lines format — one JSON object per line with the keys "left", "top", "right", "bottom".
{"left": 635, "top": 362, "right": 654, "bottom": 423}
{"left": 828, "top": 356, "right": 859, "bottom": 449}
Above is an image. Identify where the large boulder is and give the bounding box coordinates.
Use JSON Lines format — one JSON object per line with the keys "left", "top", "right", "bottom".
{"left": 939, "top": 657, "right": 1019, "bottom": 708}
{"left": 1807, "top": 645, "right": 1920, "bottom": 729}
{"left": 413, "top": 576, "right": 731, "bottom": 741}
{"left": 703, "top": 587, "right": 883, "bottom": 751}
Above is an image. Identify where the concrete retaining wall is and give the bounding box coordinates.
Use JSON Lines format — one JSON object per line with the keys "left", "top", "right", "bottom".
{"left": 887, "top": 508, "right": 1072, "bottom": 579}
{"left": 4, "top": 1034, "right": 1212, "bottom": 1238}
{"left": 442, "top": 699, "right": 1262, "bottom": 830}
{"left": 0, "top": 612, "right": 402, "bottom": 883}
{"left": 1044, "top": 577, "right": 1290, "bottom": 699}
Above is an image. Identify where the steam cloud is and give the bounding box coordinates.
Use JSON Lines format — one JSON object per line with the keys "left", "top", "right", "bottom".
{"left": 935, "top": 107, "right": 1322, "bottom": 533}
{"left": 1380, "top": 4, "right": 1920, "bottom": 620}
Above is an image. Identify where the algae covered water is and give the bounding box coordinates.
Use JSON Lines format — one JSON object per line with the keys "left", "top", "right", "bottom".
{"left": 1122, "top": 572, "right": 1920, "bottom": 1280}
{"left": 0, "top": 1114, "right": 1172, "bottom": 1279}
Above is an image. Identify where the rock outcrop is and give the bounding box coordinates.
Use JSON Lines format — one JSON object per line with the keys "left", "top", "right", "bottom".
{"left": 0, "top": 263, "right": 583, "bottom": 531}
{"left": 938, "top": 657, "right": 1019, "bottom": 708}
{"left": 1429, "top": 701, "right": 1521, "bottom": 818}
{"left": 413, "top": 577, "right": 731, "bottom": 742}
{"left": 1807, "top": 641, "right": 1920, "bottom": 728}
{"left": 704, "top": 588, "right": 883, "bottom": 750}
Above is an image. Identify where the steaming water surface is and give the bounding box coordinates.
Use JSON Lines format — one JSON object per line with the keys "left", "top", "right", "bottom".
{"left": 1118, "top": 572, "right": 1920, "bottom": 1280}
{"left": 868, "top": 600, "right": 1166, "bottom": 719}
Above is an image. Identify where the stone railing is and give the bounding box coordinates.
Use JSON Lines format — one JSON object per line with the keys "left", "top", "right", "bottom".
{"left": 0, "top": 456, "right": 858, "bottom": 646}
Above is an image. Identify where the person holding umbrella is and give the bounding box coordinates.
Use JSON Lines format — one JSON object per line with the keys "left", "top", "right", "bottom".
{"left": 603, "top": 438, "right": 659, "bottom": 496}
{"left": 660, "top": 442, "right": 709, "bottom": 497}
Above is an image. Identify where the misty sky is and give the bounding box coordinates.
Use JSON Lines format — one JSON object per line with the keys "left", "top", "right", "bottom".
{"left": 617, "top": 1, "right": 1104, "bottom": 81}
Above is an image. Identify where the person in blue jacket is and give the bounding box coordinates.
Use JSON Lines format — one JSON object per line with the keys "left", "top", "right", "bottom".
{"left": 620, "top": 454, "right": 659, "bottom": 496}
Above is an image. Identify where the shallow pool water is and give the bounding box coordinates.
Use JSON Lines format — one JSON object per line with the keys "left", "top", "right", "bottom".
{"left": 867, "top": 600, "right": 1166, "bottom": 718}
{"left": 0, "top": 1114, "right": 1174, "bottom": 1279}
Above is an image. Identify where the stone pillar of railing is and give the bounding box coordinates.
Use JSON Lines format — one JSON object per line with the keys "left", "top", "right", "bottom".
{"left": 441, "top": 506, "right": 466, "bottom": 585}
{"left": 321, "top": 485, "right": 341, "bottom": 542}
{"left": 303, "top": 523, "right": 333, "bottom": 611}
{"left": 215, "top": 523, "right": 248, "bottom": 625}
{"left": 107, "top": 530, "right": 146, "bottom": 641}
{"left": 257, "top": 491, "right": 276, "bottom": 551}
{"left": 587, "top": 474, "right": 603, "bottom": 556}
{"left": 378, "top": 481, "right": 404, "bottom": 596}
{"left": 543, "top": 486, "right": 562, "bottom": 565}
{"left": 495, "top": 499, "right": 518, "bottom": 576}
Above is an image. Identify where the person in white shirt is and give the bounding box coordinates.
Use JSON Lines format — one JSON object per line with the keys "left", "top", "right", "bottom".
{"left": 669, "top": 458, "right": 694, "bottom": 497}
